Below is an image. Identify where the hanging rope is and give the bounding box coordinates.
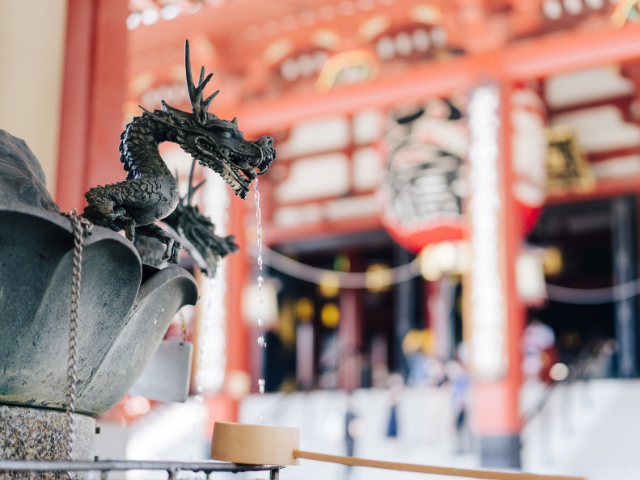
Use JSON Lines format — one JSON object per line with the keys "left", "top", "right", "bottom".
{"left": 258, "top": 245, "right": 640, "bottom": 304}
{"left": 257, "top": 245, "right": 421, "bottom": 288}
{"left": 545, "top": 280, "right": 640, "bottom": 305}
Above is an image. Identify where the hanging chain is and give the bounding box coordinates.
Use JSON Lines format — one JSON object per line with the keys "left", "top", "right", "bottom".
{"left": 60, "top": 209, "right": 92, "bottom": 464}
{"left": 178, "top": 310, "right": 187, "bottom": 346}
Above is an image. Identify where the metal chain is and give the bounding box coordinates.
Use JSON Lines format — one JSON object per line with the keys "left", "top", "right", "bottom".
{"left": 178, "top": 310, "right": 187, "bottom": 345}
{"left": 60, "top": 209, "right": 92, "bottom": 465}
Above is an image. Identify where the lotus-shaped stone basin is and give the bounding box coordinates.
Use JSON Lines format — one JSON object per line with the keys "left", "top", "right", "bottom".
{"left": 0, "top": 202, "right": 198, "bottom": 416}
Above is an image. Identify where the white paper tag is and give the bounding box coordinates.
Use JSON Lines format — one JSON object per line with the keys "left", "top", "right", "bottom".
{"left": 129, "top": 340, "right": 193, "bottom": 403}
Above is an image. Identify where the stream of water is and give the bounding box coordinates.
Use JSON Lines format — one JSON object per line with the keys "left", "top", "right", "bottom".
{"left": 254, "top": 178, "right": 266, "bottom": 422}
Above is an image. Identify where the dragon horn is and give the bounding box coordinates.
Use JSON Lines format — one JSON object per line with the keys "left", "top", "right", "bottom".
{"left": 192, "top": 179, "right": 207, "bottom": 194}
{"left": 203, "top": 90, "right": 219, "bottom": 113}
{"left": 184, "top": 39, "right": 215, "bottom": 125}
{"left": 231, "top": 117, "right": 238, "bottom": 126}
{"left": 185, "top": 41, "right": 196, "bottom": 107}
{"left": 198, "top": 66, "right": 205, "bottom": 87}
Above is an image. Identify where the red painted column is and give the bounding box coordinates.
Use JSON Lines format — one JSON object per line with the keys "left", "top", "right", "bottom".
{"left": 84, "top": 0, "right": 129, "bottom": 192}
{"left": 466, "top": 67, "right": 525, "bottom": 468}
{"left": 56, "top": 0, "right": 128, "bottom": 212}
{"left": 222, "top": 193, "right": 251, "bottom": 422}
{"left": 55, "top": 0, "right": 94, "bottom": 211}
{"left": 338, "top": 289, "right": 361, "bottom": 391}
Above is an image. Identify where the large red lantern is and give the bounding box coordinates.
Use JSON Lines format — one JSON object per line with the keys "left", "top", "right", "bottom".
{"left": 378, "top": 88, "right": 546, "bottom": 253}
{"left": 378, "top": 98, "right": 468, "bottom": 253}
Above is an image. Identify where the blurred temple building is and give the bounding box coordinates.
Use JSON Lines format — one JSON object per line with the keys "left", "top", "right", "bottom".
{"left": 4, "top": 0, "right": 640, "bottom": 476}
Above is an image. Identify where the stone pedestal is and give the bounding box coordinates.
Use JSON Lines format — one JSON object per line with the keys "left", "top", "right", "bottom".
{"left": 0, "top": 404, "right": 95, "bottom": 479}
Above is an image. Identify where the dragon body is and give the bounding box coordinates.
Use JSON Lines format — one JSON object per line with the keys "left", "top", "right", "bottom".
{"left": 134, "top": 179, "right": 239, "bottom": 277}
{"left": 83, "top": 40, "right": 275, "bottom": 266}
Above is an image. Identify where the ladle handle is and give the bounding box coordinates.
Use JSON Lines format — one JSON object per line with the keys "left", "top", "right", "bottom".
{"left": 292, "top": 450, "right": 586, "bottom": 480}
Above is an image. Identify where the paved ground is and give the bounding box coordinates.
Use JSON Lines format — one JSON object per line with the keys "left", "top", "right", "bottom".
{"left": 523, "top": 379, "right": 640, "bottom": 480}
{"left": 98, "top": 380, "right": 640, "bottom": 479}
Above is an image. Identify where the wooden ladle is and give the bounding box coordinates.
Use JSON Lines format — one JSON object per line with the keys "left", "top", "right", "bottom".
{"left": 210, "top": 422, "right": 586, "bottom": 480}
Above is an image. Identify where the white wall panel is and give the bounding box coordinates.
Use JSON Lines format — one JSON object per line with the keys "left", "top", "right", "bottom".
{"left": 545, "top": 67, "right": 634, "bottom": 109}
{"left": 275, "top": 153, "right": 350, "bottom": 203}
{"left": 277, "top": 116, "right": 350, "bottom": 158}
{"left": 551, "top": 105, "right": 640, "bottom": 153}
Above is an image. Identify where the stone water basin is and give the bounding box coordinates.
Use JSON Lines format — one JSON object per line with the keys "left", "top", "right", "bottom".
{"left": 0, "top": 202, "right": 198, "bottom": 416}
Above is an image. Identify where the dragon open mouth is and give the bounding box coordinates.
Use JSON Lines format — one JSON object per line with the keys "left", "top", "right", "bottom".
{"left": 193, "top": 136, "right": 272, "bottom": 198}
{"left": 149, "top": 41, "right": 277, "bottom": 201}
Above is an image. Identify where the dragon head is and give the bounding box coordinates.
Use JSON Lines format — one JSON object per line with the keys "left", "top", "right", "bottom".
{"left": 154, "top": 40, "right": 276, "bottom": 199}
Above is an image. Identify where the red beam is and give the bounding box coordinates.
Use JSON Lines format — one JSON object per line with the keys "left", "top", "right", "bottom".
{"left": 230, "top": 22, "right": 640, "bottom": 136}
{"left": 228, "top": 57, "right": 475, "bottom": 135}
{"left": 505, "top": 22, "right": 640, "bottom": 80}
{"left": 504, "top": 23, "right": 640, "bottom": 80}
{"left": 546, "top": 174, "right": 640, "bottom": 205}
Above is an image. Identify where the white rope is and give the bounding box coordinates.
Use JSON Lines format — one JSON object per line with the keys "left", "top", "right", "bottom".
{"left": 546, "top": 280, "right": 640, "bottom": 305}
{"left": 259, "top": 246, "right": 640, "bottom": 303}
{"left": 258, "top": 245, "right": 421, "bottom": 288}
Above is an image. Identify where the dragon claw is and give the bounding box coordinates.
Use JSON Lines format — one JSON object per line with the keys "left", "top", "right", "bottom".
{"left": 161, "top": 240, "right": 173, "bottom": 260}
{"left": 124, "top": 219, "right": 136, "bottom": 241}
{"left": 169, "top": 242, "right": 182, "bottom": 264}
{"left": 161, "top": 237, "right": 182, "bottom": 263}
{"left": 106, "top": 207, "right": 126, "bottom": 221}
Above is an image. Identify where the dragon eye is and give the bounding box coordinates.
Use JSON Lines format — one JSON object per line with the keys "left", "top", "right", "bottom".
{"left": 219, "top": 131, "right": 231, "bottom": 139}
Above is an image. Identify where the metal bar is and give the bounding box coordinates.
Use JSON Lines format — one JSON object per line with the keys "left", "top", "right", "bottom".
{"left": 611, "top": 195, "right": 638, "bottom": 377}
{"left": 0, "top": 460, "right": 282, "bottom": 473}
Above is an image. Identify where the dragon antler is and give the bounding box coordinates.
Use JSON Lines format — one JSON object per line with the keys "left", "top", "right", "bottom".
{"left": 185, "top": 40, "right": 219, "bottom": 125}
{"left": 179, "top": 159, "right": 206, "bottom": 207}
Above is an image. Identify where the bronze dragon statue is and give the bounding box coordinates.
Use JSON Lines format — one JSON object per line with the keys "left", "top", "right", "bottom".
{"left": 83, "top": 40, "right": 275, "bottom": 266}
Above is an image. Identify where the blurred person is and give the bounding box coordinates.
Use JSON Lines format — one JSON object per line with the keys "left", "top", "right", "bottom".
{"left": 403, "top": 329, "right": 445, "bottom": 386}
{"left": 403, "top": 329, "right": 429, "bottom": 385}
{"left": 386, "top": 373, "right": 404, "bottom": 442}
{"left": 345, "top": 392, "right": 361, "bottom": 457}
{"left": 444, "top": 355, "right": 470, "bottom": 453}
{"left": 405, "top": 354, "right": 428, "bottom": 386}
{"left": 427, "top": 356, "right": 446, "bottom": 387}
{"left": 318, "top": 331, "right": 340, "bottom": 388}
{"left": 522, "top": 320, "right": 557, "bottom": 383}
{"left": 344, "top": 393, "right": 363, "bottom": 478}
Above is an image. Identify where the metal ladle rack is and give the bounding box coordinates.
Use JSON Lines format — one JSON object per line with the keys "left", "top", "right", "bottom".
{"left": 0, "top": 460, "right": 283, "bottom": 479}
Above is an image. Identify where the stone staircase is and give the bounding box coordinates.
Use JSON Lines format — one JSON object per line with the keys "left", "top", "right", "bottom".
{"left": 522, "top": 379, "right": 640, "bottom": 480}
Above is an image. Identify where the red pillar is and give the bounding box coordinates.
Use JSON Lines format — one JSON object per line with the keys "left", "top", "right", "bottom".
{"left": 338, "top": 288, "right": 361, "bottom": 391}
{"left": 55, "top": 0, "right": 93, "bottom": 210}
{"left": 465, "top": 62, "right": 525, "bottom": 468}
{"left": 221, "top": 193, "right": 250, "bottom": 421}
{"left": 56, "top": 0, "right": 128, "bottom": 212}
